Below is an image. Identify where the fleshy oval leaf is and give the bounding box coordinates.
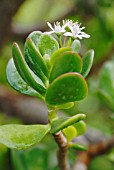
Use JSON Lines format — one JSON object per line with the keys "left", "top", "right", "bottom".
{"left": 73, "top": 120, "right": 87, "bottom": 136}
{"left": 27, "top": 31, "right": 42, "bottom": 47}
{"left": 50, "top": 47, "right": 71, "bottom": 66}
{"left": 49, "top": 51, "right": 83, "bottom": 83}
{"left": 12, "top": 43, "right": 46, "bottom": 95}
{"left": 38, "top": 33, "right": 59, "bottom": 56}
{"left": 24, "top": 38, "right": 49, "bottom": 85}
{"left": 81, "top": 49, "right": 94, "bottom": 78}
{"left": 0, "top": 124, "right": 50, "bottom": 150}
{"left": 50, "top": 114, "right": 86, "bottom": 133}
{"left": 63, "top": 125, "right": 77, "bottom": 142}
{"left": 71, "top": 40, "right": 81, "bottom": 53}
{"left": 46, "top": 73, "right": 88, "bottom": 105}
{"left": 6, "top": 58, "right": 44, "bottom": 99}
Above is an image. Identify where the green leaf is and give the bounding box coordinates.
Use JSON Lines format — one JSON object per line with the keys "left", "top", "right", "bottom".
{"left": 71, "top": 40, "right": 81, "bottom": 53}
{"left": 6, "top": 58, "right": 44, "bottom": 99}
{"left": 38, "top": 33, "right": 59, "bottom": 56}
{"left": 46, "top": 73, "right": 88, "bottom": 105}
{"left": 63, "top": 125, "right": 77, "bottom": 142}
{"left": 12, "top": 43, "right": 46, "bottom": 95}
{"left": 0, "top": 124, "right": 50, "bottom": 150}
{"left": 70, "top": 143, "right": 87, "bottom": 151}
{"left": 49, "top": 51, "right": 83, "bottom": 83}
{"left": 55, "top": 102, "right": 74, "bottom": 110}
{"left": 50, "top": 114, "right": 86, "bottom": 133}
{"left": 24, "top": 38, "right": 49, "bottom": 85}
{"left": 98, "top": 61, "right": 114, "bottom": 110}
{"left": 73, "top": 120, "right": 86, "bottom": 136}
{"left": 27, "top": 31, "right": 42, "bottom": 47}
{"left": 50, "top": 47, "right": 71, "bottom": 66}
{"left": 81, "top": 50, "right": 94, "bottom": 78}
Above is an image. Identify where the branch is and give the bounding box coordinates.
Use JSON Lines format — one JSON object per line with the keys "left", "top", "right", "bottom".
{"left": 53, "top": 132, "right": 70, "bottom": 170}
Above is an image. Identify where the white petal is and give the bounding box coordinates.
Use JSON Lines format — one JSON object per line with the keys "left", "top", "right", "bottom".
{"left": 47, "top": 22, "right": 54, "bottom": 31}
{"left": 64, "top": 32, "right": 73, "bottom": 37}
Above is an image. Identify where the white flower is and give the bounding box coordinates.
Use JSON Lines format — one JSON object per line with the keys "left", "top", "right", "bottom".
{"left": 64, "top": 22, "right": 90, "bottom": 39}
{"left": 47, "top": 21, "right": 66, "bottom": 34}
{"left": 63, "top": 19, "right": 74, "bottom": 28}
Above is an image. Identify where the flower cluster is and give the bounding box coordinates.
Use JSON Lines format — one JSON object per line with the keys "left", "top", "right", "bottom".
{"left": 47, "top": 20, "right": 90, "bottom": 40}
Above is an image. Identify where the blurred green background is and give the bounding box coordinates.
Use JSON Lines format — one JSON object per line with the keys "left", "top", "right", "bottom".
{"left": 0, "top": 0, "right": 114, "bottom": 169}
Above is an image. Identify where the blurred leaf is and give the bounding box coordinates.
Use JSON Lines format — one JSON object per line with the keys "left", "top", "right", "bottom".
{"left": 71, "top": 40, "right": 81, "bottom": 53}
{"left": 81, "top": 50, "right": 94, "bottom": 78}
{"left": 50, "top": 47, "right": 71, "bottom": 66}
{"left": 0, "top": 124, "right": 50, "bottom": 150}
{"left": 70, "top": 143, "right": 87, "bottom": 151}
{"left": 12, "top": 43, "right": 46, "bottom": 95}
{"left": 73, "top": 120, "right": 87, "bottom": 136}
{"left": 49, "top": 51, "right": 82, "bottom": 83}
{"left": 11, "top": 147, "right": 49, "bottom": 170}
{"left": 98, "top": 61, "right": 114, "bottom": 111}
{"left": 38, "top": 33, "right": 59, "bottom": 56}
{"left": 6, "top": 58, "right": 43, "bottom": 99}
{"left": 46, "top": 73, "right": 88, "bottom": 105}
{"left": 50, "top": 114, "right": 86, "bottom": 133}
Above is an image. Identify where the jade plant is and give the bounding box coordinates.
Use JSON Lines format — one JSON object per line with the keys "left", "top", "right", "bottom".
{"left": 0, "top": 20, "right": 94, "bottom": 170}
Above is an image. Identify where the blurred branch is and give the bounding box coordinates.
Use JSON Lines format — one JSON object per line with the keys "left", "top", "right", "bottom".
{"left": 0, "top": 85, "right": 48, "bottom": 124}
{"left": 73, "top": 137, "right": 114, "bottom": 170}
{"left": 0, "top": 0, "right": 26, "bottom": 52}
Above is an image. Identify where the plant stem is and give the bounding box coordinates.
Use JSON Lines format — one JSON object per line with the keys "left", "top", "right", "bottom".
{"left": 53, "top": 131, "right": 70, "bottom": 170}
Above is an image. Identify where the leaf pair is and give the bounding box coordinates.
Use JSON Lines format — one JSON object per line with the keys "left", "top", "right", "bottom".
{"left": 0, "top": 114, "right": 85, "bottom": 150}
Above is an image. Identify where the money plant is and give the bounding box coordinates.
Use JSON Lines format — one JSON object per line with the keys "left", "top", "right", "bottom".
{"left": 0, "top": 20, "right": 94, "bottom": 170}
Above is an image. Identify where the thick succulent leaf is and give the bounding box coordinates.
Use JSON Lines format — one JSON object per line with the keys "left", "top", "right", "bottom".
{"left": 73, "top": 120, "right": 86, "bottom": 136}
{"left": 46, "top": 73, "right": 88, "bottom": 105}
{"left": 63, "top": 125, "right": 77, "bottom": 142}
{"left": 50, "top": 47, "right": 71, "bottom": 66}
{"left": 49, "top": 51, "right": 83, "bottom": 83}
{"left": 6, "top": 58, "right": 44, "bottom": 99}
{"left": 38, "top": 33, "right": 59, "bottom": 56}
{"left": 50, "top": 114, "right": 86, "bottom": 133}
{"left": 55, "top": 102, "right": 74, "bottom": 110}
{"left": 71, "top": 40, "right": 81, "bottom": 53}
{"left": 70, "top": 143, "right": 87, "bottom": 151}
{"left": 27, "top": 31, "right": 42, "bottom": 47}
{"left": 98, "top": 61, "right": 114, "bottom": 110}
{"left": 24, "top": 38, "right": 49, "bottom": 85}
{"left": 0, "top": 124, "right": 50, "bottom": 150}
{"left": 81, "top": 50, "right": 94, "bottom": 78}
{"left": 12, "top": 43, "right": 46, "bottom": 95}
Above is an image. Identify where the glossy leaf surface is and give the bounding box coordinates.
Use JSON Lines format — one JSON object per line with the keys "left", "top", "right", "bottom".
{"left": 12, "top": 43, "right": 46, "bottom": 95}
{"left": 81, "top": 49, "right": 94, "bottom": 78}
{"left": 6, "top": 59, "right": 43, "bottom": 99}
{"left": 71, "top": 40, "right": 81, "bottom": 53}
{"left": 50, "top": 47, "right": 71, "bottom": 66}
{"left": 0, "top": 124, "right": 50, "bottom": 150}
{"left": 38, "top": 33, "right": 59, "bottom": 56}
{"left": 50, "top": 114, "right": 86, "bottom": 133}
{"left": 49, "top": 51, "right": 82, "bottom": 83}
{"left": 25, "top": 38, "right": 49, "bottom": 84}
{"left": 46, "top": 73, "right": 88, "bottom": 105}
